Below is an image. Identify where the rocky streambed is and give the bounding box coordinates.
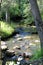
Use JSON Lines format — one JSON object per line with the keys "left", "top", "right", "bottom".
{"left": 1, "top": 27, "right": 41, "bottom": 57}
{"left": 2, "top": 34, "right": 40, "bottom": 56}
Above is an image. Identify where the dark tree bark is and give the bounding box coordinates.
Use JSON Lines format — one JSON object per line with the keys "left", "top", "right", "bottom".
{"left": 29, "top": 0, "right": 43, "bottom": 57}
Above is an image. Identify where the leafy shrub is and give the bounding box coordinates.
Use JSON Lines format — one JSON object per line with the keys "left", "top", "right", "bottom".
{"left": 0, "top": 21, "right": 14, "bottom": 38}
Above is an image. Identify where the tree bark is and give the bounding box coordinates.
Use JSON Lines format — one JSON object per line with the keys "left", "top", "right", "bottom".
{"left": 5, "top": 10, "right": 10, "bottom": 22}
{"left": 29, "top": 0, "right": 43, "bottom": 57}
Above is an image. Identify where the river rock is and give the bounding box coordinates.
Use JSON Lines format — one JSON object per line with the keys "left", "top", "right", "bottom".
{"left": 6, "top": 49, "right": 15, "bottom": 57}
{"left": 34, "top": 40, "right": 40, "bottom": 43}
{"left": 1, "top": 41, "right": 7, "bottom": 45}
{"left": 13, "top": 46, "right": 20, "bottom": 50}
{"left": 17, "top": 38, "right": 23, "bottom": 41}
{"left": 1, "top": 41, "right": 8, "bottom": 50}
{"left": 1, "top": 45, "right": 8, "bottom": 50}
{"left": 24, "top": 52, "right": 33, "bottom": 57}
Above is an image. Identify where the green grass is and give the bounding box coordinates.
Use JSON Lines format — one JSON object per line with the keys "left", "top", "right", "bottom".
{"left": 31, "top": 49, "right": 42, "bottom": 61}
{"left": 0, "top": 21, "right": 14, "bottom": 38}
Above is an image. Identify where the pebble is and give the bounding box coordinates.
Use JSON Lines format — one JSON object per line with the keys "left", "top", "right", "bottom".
{"left": 1, "top": 45, "right": 7, "bottom": 50}
{"left": 34, "top": 40, "right": 40, "bottom": 43}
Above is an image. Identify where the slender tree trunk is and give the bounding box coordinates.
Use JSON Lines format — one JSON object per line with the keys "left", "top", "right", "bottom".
{"left": 5, "top": 10, "right": 10, "bottom": 22}
{"left": 5, "top": 11, "right": 8, "bottom": 22}
{"left": 29, "top": 0, "right": 43, "bottom": 57}
{"left": 5, "top": 0, "right": 10, "bottom": 22}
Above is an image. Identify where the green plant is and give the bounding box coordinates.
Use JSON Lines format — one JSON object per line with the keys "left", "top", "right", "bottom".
{"left": 0, "top": 21, "right": 14, "bottom": 38}
{"left": 31, "top": 49, "right": 42, "bottom": 61}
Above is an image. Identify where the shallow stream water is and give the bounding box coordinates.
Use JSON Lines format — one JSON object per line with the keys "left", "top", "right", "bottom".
{"left": 1, "top": 27, "right": 41, "bottom": 65}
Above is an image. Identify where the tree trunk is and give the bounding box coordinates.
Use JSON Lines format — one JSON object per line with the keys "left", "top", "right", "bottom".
{"left": 5, "top": 11, "right": 8, "bottom": 22}
{"left": 29, "top": 0, "right": 43, "bottom": 57}
{"left": 5, "top": 10, "right": 10, "bottom": 22}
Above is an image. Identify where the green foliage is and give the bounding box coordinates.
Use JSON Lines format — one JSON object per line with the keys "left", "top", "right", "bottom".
{"left": 1, "top": 0, "right": 43, "bottom": 24}
{"left": 1, "top": 0, "right": 33, "bottom": 24}
{"left": 0, "top": 21, "right": 14, "bottom": 38}
{"left": 38, "top": 0, "right": 43, "bottom": 20}
{"left": 31, "top": 49, "right": 42, "bottom": 60}
{"left": 9, "top": 3, "right": 20, "bottom": 16}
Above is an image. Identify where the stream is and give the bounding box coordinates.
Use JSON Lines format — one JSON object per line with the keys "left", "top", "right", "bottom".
{"left": 1, "top": 27, "right": 41, "bottom": 65}
{"left": 4, "top": 27, "right": 40, "bottom": 55}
